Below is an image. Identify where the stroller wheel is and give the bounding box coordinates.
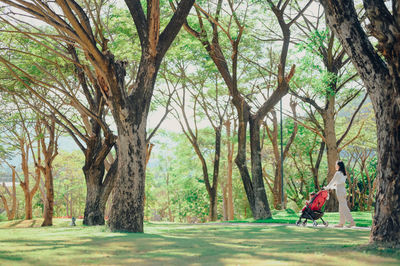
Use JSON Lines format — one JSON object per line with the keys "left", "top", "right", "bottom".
{"left": 296, "top": 220, "right": 301, "bottom": 226}
{"left": 313, "top": 221, "right": 318, "bottom": 227}
{"left": 323, "top": 221, "right": 329, "bottom": 227}
{"left": 302, "top": 221, "right": 307, "bottom": 227}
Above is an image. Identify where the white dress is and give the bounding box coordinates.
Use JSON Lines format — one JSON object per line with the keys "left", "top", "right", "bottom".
{"left": 326, "top": 171, "right": 354, "bottom": 224}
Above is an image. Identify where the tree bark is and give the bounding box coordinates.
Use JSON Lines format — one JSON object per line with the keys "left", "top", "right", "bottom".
{"left": 106, "top": 0, "right": 195, "bottom": 232}
{"left": 249, "top": 117, "right": 272, "bottom": 219}
{"left": 109, "top": 113, "right": 147, "bottom": 232}
{"left": 320, "top": 0, "right": 400, "bottom": 246}
{"left": 323, "top": 96, "right": 339, "bottom": 211}
{"left": 82, "top": 131, "right": 117, "bottom": 226}
{"left": 183, "top": 0, "right": 300, "bottom": 219}
{"left": 209, "top": 127, "right": 221, "bottom": 221}
{"left": 41, "top": 163, "right": 54, "bottom": 226}
{"left": 225, "top": 119, "right": 235, "bottom": 220}
{"left": 19, "top": 139, "right": 40, "bottom": 220}
{"left": 83, "top": 167, "right": 108, "bottom": 225}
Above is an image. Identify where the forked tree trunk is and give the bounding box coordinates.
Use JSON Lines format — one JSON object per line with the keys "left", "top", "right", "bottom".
{"left": 67, "top": 45, "right": 117, "bottom": 226}
{"left": 320, "top": 0, "right": 400, "bottom": 246}
{"left": 83, "top": 157, "right": 117, "bottom": 225}
{"left": 0, "top": 166, "right": 17, "bottom": 220}
{"left": 19, "top": 139, "right": 40, "bottom": 220}
{"left": 38, "top": 119, "right": 58, "bottom": 227}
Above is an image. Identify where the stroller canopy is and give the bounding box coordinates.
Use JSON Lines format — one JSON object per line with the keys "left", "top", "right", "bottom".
{"left": 309, "top": 190, "right": 329, "bottom": 211}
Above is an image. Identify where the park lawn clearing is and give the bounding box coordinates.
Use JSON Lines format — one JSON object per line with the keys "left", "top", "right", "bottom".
{"left": 0, "top": 218, "right": 399, "bottom": 265}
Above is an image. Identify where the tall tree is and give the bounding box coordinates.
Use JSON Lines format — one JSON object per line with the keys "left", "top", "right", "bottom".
{"left": 223, "top": 108, "right": 236, "bottom": 220}
{"left": 182, "top": 0, "right": 309, "bottom": 219}
{"left": 1, "top": 1, "right": 188, "bottom": 229}
{"left": 0, "top": 35, "right": 117, "bottom": 226}
{"left": 165, "top": 62, "right": 229, "bottom": 221}
{"left": 35, "top": 118, "right": 59, "bottom": 226}
{"left": 0, "top": 104, "right": 41, "bottom": 220}
{"left": 263, "top": 98, "right": 298, "bottom": 209}
{"left": 1, "top": 0, "right": 195, "bottom": 232}
{"left": 320, "top": 0, "right": 400, "bottom": 246}
{"left": 291, "top": 8, "right": 368, "bottom": 210}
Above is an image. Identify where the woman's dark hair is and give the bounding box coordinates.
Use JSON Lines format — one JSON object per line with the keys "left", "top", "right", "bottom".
{"left": 337, "top": 160, "right": 346, "bottom": 176}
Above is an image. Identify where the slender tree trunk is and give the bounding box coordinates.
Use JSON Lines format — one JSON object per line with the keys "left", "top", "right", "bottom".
{"left": 65, "top": 194, "right": 70, "bottom": 217}
{"left": 235, "top": 106, "right": 256, "bottom": 215}
{"left": 226, "top": 120, "right": 235, "bottom": 220}
{"left": 324, "top": 97, "right": 339, "bottom": 212}
{"left": 20, "top": 140, "right": 33, "bottom": 220}
{"left": 23, "top": 193, "right": 32, "bottom": 220}
{"left": 311, "top": 141, "right": 325, "bottom": 190}
{"left": 210, "top": 127, "right": 222, "bottom": 221}
{"left": 166, "top": 173, "right": 173, "bottom": 222}
{"left": 42, "top": 165, "right": 54, "bottom": 226}
{"left": 221, "top": 180, "right": 228, "bottom": 220}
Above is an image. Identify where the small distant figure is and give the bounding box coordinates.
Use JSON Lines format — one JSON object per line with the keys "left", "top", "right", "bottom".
{"left": 71, "top": 217, "right": 76, "bottom": 226}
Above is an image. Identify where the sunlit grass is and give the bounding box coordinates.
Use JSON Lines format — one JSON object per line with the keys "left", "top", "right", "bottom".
{"left": 0, "top": 217, "right": 398, "bottom": 265}
{"left": 230, "top": 210, "right": 373, "bottom": 227}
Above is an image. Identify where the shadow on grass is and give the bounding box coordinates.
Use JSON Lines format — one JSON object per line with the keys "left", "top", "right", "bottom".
{"left": 0, "top": 224, "right": 398, "bottom": 265}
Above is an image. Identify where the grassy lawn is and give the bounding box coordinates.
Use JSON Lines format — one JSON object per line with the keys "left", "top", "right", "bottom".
{"left": 0, "top": 216, "right": 399, "bottom": 265}
{"left": 231, "top": 210, "right": 374, "bottom": 227}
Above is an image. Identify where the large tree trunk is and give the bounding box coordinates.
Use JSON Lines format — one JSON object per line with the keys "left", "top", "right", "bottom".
{"left": 109, "top": 117, "right": 147, "bottom": 232}
{"left": 370, "top": 94, "right": 400, "bottom": 246}
{"left": 320, "top": 0, "right": 400, "bottom": 247}
{"left": 83, "top": 167, "right": 106, "bottom": 225}
{"left": 108, "top": 59, "right": 150, "bottom": 231}
{"left": 249, "top": 117, "right": 272, "bottom": 219}
{"left": 106, "top": 0, "right": 194, "bottom": 232}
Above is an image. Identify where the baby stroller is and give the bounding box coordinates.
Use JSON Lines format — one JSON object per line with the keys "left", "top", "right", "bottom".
{"left": 296, "top": 190, "right": 329, "bottom": 227}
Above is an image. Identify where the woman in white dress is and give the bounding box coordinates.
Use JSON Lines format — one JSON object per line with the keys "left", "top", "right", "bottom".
{"left": 324, "top": 160, "right": 355, "bottom": 228}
